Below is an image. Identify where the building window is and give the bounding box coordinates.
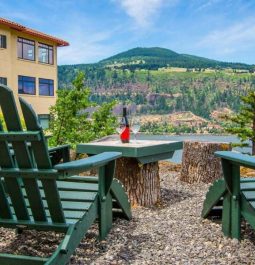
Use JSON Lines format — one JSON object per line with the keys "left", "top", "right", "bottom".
{"left": 0, "top": 35, "right": 7, "bottom": 48}
{"left": 39, "top": 78, "right": 54, "bottom": 96}
{"left": 18, "top": 75, "right": 36, "bottom": 95}
{"left": 38, "top": 43, "right": 54, "bottom": 64}
{"left": 17, "top": 37, "right": 35, "bottom": 61}
{"left": 38, "top": 114, "right": 50, "bottom": 129}
{"left": 0, "top": 77, "right": 7, "bottom": 85}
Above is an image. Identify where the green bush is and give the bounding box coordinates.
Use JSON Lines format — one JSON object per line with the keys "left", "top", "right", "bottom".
{"left": 49, "top": 72, "right": 116, "bottom": 148}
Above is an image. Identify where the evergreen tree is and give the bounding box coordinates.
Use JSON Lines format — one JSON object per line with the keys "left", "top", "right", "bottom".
{"left": 49, "top": 72, "right": 116, "bottom": 148}
{"left": 225, "top": 91, "right": 255, "bottom": 155}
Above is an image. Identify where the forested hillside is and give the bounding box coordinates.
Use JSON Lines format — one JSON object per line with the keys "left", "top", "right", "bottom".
{"left": 58, "top": 47, "right": 255, "bottom": 122}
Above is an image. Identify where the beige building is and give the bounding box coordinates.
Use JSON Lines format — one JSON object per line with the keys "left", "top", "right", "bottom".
{"left": 0, "top": 17, "right": 69, "bottom": 128}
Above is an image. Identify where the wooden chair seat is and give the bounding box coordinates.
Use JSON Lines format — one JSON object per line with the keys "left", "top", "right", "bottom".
{"left": 10, "top": 178, "right": 126, "bottom": 224}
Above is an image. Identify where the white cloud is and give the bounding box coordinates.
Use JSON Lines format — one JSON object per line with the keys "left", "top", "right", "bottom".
{"left": 198, "top": 18, "right": 255, "bottom": 56}
{"left": 114, "top": 0, "right": 177, "bottom": 27}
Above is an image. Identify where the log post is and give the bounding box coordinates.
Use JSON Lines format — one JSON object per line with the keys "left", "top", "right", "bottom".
{"left": 180, "top": 141, "right": 231, "bottom": 184}
{"left": 115, "top": 157, "right": 160, "bottom": 207}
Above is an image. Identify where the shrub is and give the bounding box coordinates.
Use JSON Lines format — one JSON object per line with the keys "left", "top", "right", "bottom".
{"left": 49, "top": 72, "right": 116, "bottom": 148}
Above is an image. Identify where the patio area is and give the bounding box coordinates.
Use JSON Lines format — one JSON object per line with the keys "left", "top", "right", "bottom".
{"left": 0, "top": 162, "right": 254, "bottom": 265}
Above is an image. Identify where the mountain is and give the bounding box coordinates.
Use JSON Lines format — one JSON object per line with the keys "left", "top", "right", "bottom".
{"left": 98, "top": 47, "right": 253, "bottom": 70}
{"left": 100, "top": 47, "right": 180, "bottom": 63}
{"left": 58, "top": 47, "right": 254, "bottom": 88}
{"left": 58, "top": 47, "right": 255, "bottom": 123}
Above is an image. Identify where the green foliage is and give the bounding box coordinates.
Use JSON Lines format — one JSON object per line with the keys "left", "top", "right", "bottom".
{"left": 0, "top": 112, "right": 6, "bottom": 130}
{"left": 225, "top": 91, "right": 255, "bottom": 154}
{"left": 0, "top": 112, "right": 26, "bottom": 130}
{"left": 49, "top": 72, "right": 116, "bottom": 148}
{"left": 91, "top": 101, "right": 117, "bottom": 138}
{"left": 141, "top": 122, "right": 198, "bottom": 134}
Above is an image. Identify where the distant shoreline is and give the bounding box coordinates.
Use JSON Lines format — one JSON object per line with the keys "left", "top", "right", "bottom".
{"left": 138, "top": 132, "right": 233, "bottom": 137}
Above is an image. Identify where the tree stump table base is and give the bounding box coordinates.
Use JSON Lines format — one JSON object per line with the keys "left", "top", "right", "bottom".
{"left": 180, "top": 141, "right": 231, "bottom": 184}
{"left": 115, "top": 157, "right": 160, "bottom": 207}
{"left": 77, "top": 139, "right": 182, "bottom": 207}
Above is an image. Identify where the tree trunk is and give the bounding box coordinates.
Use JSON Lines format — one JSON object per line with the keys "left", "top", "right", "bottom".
{"left": 115, "top": 157, "right": 160, "bottom": 207}
{"left": 180, "top": 141, "right": 231, "bottom": 184}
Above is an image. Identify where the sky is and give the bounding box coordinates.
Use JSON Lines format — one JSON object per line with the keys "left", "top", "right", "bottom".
{"left": 1, "top": 0, "right": 255, "bottom": 65}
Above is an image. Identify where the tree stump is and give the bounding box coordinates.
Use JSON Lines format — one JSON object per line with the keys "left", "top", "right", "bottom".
{"left": 180, "top": 141, "right": 231, "bottom": 184}
{"left": 115, "top": 157, "right": 160, "bottom": 207}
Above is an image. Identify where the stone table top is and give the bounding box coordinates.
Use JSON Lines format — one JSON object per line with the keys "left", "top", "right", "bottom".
{"left": 77, "top": 138, "right": 183, "bottom": 164}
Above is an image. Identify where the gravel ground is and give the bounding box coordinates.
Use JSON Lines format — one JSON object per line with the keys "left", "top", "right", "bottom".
{"left": 0, "top": 164, "right": 255, "bottom": 264}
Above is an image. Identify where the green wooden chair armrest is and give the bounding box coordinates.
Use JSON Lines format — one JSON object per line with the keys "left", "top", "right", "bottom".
{"left": 48, "top": 144, "right": 70, "bottom": 153}
{"left": 215, "top": 151, "right": 255, "bottom": 169}
{"left": 48, "top": 144, "right": 71, "bottom": 165}
{"left": 54, "top": 152, "right": 122, "bottom": 175}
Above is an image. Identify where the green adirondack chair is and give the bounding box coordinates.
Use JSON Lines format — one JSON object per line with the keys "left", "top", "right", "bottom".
{"left": 0, "top": 84, "right": 131, "bottom": 265}
{"left": 202, "top": 151, "right": 255, "bottom": 240}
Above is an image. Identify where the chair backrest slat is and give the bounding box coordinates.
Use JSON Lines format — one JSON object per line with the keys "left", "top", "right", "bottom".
{"left": 19, "top": 98, "right": 52, "bottom": 168}
{"left": 19, "top": 97, "right": 65, "bottom": 223}
{"left": 22, "top": 178, "right": 48, "bottom": 221}
{"left": 0, "top": 129, "right": 14, "bottom": 219}
{"left": 41, "top": 179, "right": 66, "bottom": 222}
{"left": 0, "top": 86, "right": 30, "bottom": 220}
{"left": 0, "top": 180, "right": 13, "bottom": 219}
{"left": 5, "top": 178, "right": 31, "bottom": 220}
{"left": 1, "top": 89, "right": 33, "bottom": 168}
{"left": 0, "top": 141, "right": 13, "bottom": 168}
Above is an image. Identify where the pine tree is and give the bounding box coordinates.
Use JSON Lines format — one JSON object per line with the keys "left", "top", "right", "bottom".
{"left": 225, "top": 91, "right": 255, "bottom": 155}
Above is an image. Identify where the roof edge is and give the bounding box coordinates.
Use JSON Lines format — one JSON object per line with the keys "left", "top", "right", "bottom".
{"left": 0, "top": 17, "right": 69, "bottom": 47}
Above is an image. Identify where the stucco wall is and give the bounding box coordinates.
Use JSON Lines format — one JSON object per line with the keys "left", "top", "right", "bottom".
{"left": 0, "top": 24, "right": 57, "bottom": 115}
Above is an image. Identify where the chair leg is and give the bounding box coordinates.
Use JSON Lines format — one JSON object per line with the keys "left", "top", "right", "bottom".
{"left": 222, "top": 192, "right": 241, "bottom": 240}
{"left": 99, "top": 192, "right": 113, "bottom": 240}
{"left": 222, "top": 193, "right": 231, "bottom": 237}
{"left": 221, "top": 160, "right": 241, "bottom": 240}
{"left": 231, "top": 195, "right": 241, "bottom": 240}
{"left": 231, "top": 164, "right": 241, "bottom": 240}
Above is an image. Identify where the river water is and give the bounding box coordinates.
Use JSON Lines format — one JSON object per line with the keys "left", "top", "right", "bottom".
{"left": 137, "top": 134, "right": 250, "bottom": 163}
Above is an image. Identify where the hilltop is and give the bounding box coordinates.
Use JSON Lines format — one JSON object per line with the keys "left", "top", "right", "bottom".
{"left": 99, "top": 47, "right": 253, "bottom": 70}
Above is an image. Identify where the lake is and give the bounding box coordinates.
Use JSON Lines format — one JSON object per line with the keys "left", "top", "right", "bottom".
{"left": 137, "top": 134, "right": 249, "bottom": 163}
